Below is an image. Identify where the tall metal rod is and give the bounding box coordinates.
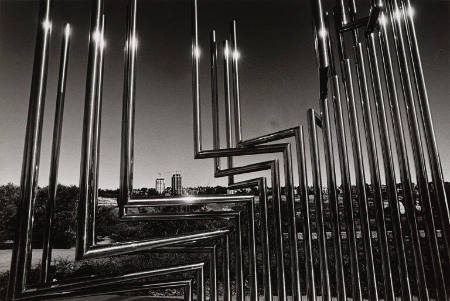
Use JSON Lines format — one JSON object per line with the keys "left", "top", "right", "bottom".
{"left": 377, "top": 8, "right": 429, "bottom": 299}
{"left": 230, "top": 20, "right": 242, "bottom": 145}
{"left": 387, "top": 0, "right": 442, "bottom": 298}
{"left": 333, "top": 6, "right": 379, "bottom": 300}
{"left": 223, "top": 234, "right": 231, "bottom": 301}
{"left": 308, "top": 109, "right": 331, "bottom": 301}
{"left": 366, "top": 29, "right": 413, "bottom": 301}
{"left": 119, "top": 0, "right": 138, "bottom": 214}
{"left": 327, "top": 17, "right": 362, "bottom": 297}
{"left": 40, "top": 23, "right": 71, "bottom": 285}
{"left": 7, "top": 0, "right": 53, "bottom": 296}
{"left": 319, "top": 98, "right": 347, "bottom": 301}
{"left": 192, "top": 0, "right": 201, "bottom": 155}
{"left": 348, "top": 3, "right": 396, "bottom": 299}
{"left": 402, "top": 0, "right": 450, "bottom": 258}
{"left": 297, "top": 126, "right": 316, "bottom": 301}
{"left": 210, "top": 30, "right": 220, "bottom": 173}
{"left": 391, "top": 1, "right": 447, "bottom": 298}
{"left": 77, "top": 0, "right": 104, "bottom": 259}
{"left": 91, "top": 14, "right": 105, "bottom": 244}
{"left": 234, "top": 213, "right": 244, "bottom": 301}
{"left": 223, "top": 40, "right": 234, "bottom": 185}
{"left": 209, "top": 245, "right": 218, "bottom": 301}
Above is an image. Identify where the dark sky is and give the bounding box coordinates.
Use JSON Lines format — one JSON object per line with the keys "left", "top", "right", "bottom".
{"left": 0, "top": 0, "right": 448, "bottom": 189}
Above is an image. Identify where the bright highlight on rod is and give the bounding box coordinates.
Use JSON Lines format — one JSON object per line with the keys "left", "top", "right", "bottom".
{"left": 379, "top": 14, "right": 388, "bottom": 27}
{"left": 318, "top": 27, "right": 327, "bottom": 39}
{"left": 64, "top": 24, "right": 71, "bottom": 37}
{"left": 42, "top": 18, "right": 52, "bottom": 32}
{"left": 193, "top": 46, "right": 201, "bottom": 58}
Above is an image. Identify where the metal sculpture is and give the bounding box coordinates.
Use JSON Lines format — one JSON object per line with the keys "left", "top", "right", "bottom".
{"left": 6, "top": 0, "right": 449, "bottom": 300}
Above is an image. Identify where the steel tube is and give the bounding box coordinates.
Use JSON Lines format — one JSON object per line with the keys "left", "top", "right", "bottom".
{"left": 91, "top": 15, "right": 105, "bottom": 243}
{"left": 119, "top": 0, "right": 138, "bottom": 212}
{"left": 319, "top": 98, "right": 347, "bottom": 301}
{"left": 77, "top": 0, "right": 104, "bottom": 259}
{"left": 308, "top": 109, "right": 331, "bottom": 301}
{"left": 378, "top": 8, "right": 429, "bottom": 299}
{"left": 402, "top": 0, "right": 450, "bottom": 258}
{"left": 387, "top": 0, "right": 440, "bottom": 298}
{"left": 210, "top": 30, "right": 220, "bottom": 173}
{"left": 366, "top": 29, "right": 412, "bottom": 301}
{"left": 353, "top": 39, "right": 394, "bottom": 301}
{"left": 297, "top": 126, "right": 316, "bottom": 301}
{"left": 223, "top": 234, "right": 231, "bottom": 301}
{"left": 230, "top": 20, "right": 243, "bottom": 145}
{"left": 325, "top": 24, "right": 363, "bottom": 297}
{"left": 40, "top": 23, "right": 71, "bottom": 285}
{"left": 223, "top": 39, "right": 234, "bottom": 185}
{"left": 7, "top": 0, "right": 53, "bottom": 297}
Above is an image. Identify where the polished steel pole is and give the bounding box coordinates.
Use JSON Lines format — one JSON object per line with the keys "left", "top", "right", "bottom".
{"left": 210, "top": 30, "right": 220, "bottom": 174}
{"left": 401, "top": 0, "right": 450, "bottom": 258}
{"left": 119, "top": 0, "right": 138, "bottom": 214}
{"left": 326, "top": 17, "right": 362, "bottom": 297}
{"left": 308, "top": 109, "right": 331, "bottom": 301}
{"left": 319, "top": 98, "right": 347, "bottom": 301}
{"left": 230, "top": 20, "right": 242, "bottom": 145}
{"left": 91, "top": 14, "right": 105, "bottom": 244}
{"left": 7, "top": 0, "right": 53, "bottom": 297}
{"left": 333, "top": 4, "right": 379, "bottom": 299}
{"left": 77, "top": 0, "right": 104, "bottom": 259}
{"left": 40, "top": 23, "right": 71, "bottom": 285}
{"left": 349, "top": 4, "right": 395, "bottom": 300}
{"left": 366, "top": 29, "right": 413, "bottom": 301}
{"left": 298, "top": 126, "right": 316, "bottom": 301}
{"left": 390, "top": 0, "right": 447, "bottom": 298}
{"left": 377, "top": 8, "right": 428, "bottom": 299}
{"left": 223, "top": 40, "right": 234, "bottom": 185}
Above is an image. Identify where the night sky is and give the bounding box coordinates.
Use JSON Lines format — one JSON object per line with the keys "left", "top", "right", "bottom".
{"left": 0, "top": 0, "right": 448, "bottom": 189}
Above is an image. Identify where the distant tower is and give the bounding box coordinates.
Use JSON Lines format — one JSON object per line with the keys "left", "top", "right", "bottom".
{"left": 155, "top": 178, "right": 165, "bottom": 195}
{"left": 171, "top": 173, "right": 182, "bottom": 196}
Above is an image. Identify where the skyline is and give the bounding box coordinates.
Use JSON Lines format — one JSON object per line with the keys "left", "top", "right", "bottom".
{"left": 0, "top": 0, "right": 448, "bottom": 189}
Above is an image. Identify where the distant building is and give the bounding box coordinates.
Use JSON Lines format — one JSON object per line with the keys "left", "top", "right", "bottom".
{"left": 171, "top": 173, "right": 182, "bottom": 196}
{"left": 156, "top": 178, "right": 165, "bottom": 195}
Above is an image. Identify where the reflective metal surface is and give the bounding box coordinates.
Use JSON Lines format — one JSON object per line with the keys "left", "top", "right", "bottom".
{"left": 7, "top": 0, "right": 449, "bottom": 300}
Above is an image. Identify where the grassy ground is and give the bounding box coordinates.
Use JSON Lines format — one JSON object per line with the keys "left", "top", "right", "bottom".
{"left": 0, "top": 248, "right": 75, "bottom": 272}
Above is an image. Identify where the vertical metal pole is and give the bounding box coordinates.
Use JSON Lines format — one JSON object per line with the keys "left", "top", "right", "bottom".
{"left": 308, "top": 109, "right": 331, "bottom": 301}
{"left": 366, "top": 29, "right": 413, "bottom": 301}
{"left": 402, "top": 0, "right": 450, "bottom": 258}
{"left": 297, "top": 126, "right": 316, "bottom": 301}
{"left": 209, "top": 245, "right": 218, "bottom": 301}
{"left": 77, "top": 0, "right": 103, "bottom": 260}
{"left": 192, "top": 0, "right": 201, "bottom": 155}
{"left": 210, "top": 30, "right": 220, "bottom": 173}
{"left": 377, "top": 8, "right": 429, "bottom": 299}
{"left": 353, "top": 36, "right": 395, "bottom": 301}
{"left": 258, "top": 178, "right": 273, "bottom": 301}
{"left": 7, "top": 0, "right": 52, "bottom": 296}
{"left": 319, "top": 98, "right": 347, "bottom": 301}
{"left": 91, "top": 14, "right": 105, "bottom": 245}
{"left": 247, "top": 200, "right": 258, "bottom": 300}
{"left": 119, "top": 0, "right": 138, "bottom": 214}
{"left": 387, "top": 0, "right": 439, "bottom": 298}
{"left": 223, "top": 234, "right": 231, "bottom": 301}
{"left": 223, "top": 40, "right": 234, "bottom": 185}
{"left": 197, "top": 267, "right": 205, "bottom": 301}
{"left": 40, "top": 23, "right": 71, "bottom": 285}
{"left": 349, "top": 4, "right": 395, "bottom": 300}
{"left": 392, "top": 1, "right": 447, "bottom": 298}
{"left": 282, "top": 145, "right": 302, "bottom": 301}
{"left": 333, "top": 6, "right": 379, "bottom": 298}
{"left": 271, "top": 160, "right": 287, "bottom": 301}
{"left": 326, "top": 17, "right": 363, "bottom": 297}
{"left": 230, "top": 20, "right": 242, "bottom": 145}
{"left": 234, "top": 214, "right": 244, "bottom": 301}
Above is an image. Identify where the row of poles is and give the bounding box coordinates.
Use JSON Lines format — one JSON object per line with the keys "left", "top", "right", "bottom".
{"left": 6, "top": 0, "right": 449, "bottom": 300}
{"left": 193, "top": 0, "right": 450, "bottom": 300}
